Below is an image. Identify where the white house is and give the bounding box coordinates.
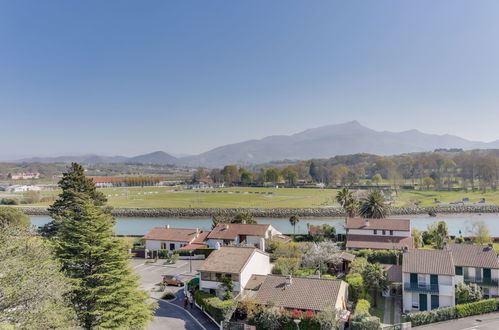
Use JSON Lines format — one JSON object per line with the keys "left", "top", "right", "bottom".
{"left": 402, "top": 248, "right": 456, "bottom": 312}
{"left": 205, "top": 223, "right": 281, "bottom": 250}
{"left": 198, "top": 246, "right": 271, "bottom": 298}
{"left": 143, "top": 226, "right": 209, "bottom": 251}
{"left": 345, "top": 218, "right": 414, "bottom": 250}
{"left": 5, "top": 185, "right": 42, "bottom": 193}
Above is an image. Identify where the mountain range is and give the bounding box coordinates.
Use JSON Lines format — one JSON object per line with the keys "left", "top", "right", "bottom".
{"left": 17, "top": 121, "right": 499, "bottom": 167}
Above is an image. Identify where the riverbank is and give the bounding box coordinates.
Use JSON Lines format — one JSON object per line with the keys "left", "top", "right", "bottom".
{"left": 16, "top": 204, "right": 499, "bottom": 218}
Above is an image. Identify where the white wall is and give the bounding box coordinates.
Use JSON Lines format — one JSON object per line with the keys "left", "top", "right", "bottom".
{"left": 145, "top": 240, "right": 188, "bottom": 251}
{"left": 240, "top": 251, "right": 271, "bottom": 289}
{"left": 348, "top": 229, "right": 410, "bottom": 237}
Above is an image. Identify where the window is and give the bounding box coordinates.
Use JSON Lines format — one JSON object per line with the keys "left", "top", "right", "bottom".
{"left": 483, "top": 287, "right": 490, "bottom": 299}
{"left": 390, "top": 230, "right": 393, "bottom": 236}
{"left": 418, "top": 274, "right": 426, "bottom": 287}
{"left": 374, "top": 230, "right": 377, "bottom": 235}
{"left": 455, "top": 266, "right": 463, "bottom": 275}
{"left": 382, "top": 230, "right": 386, "bottom": 235}
{"left": 412, "top": 293, "right": 419, "bottom": 309}
{"left": 201, "top": 272, "right": 211, "bottom": 281}
{"left": 160, "top": 242, "right": 167, "bottom": 250}
{"left": 476, "top": 268, "right": 482, "bottom": 282}
{"left": 215, "top": 273, "right": 222, "bottom": 281}
{"left": 431, "top": 295, "right": 439, "bottom": 310}
{"left": 169, "top": 243, "right": 175, "bottom": 250}
{"left": 231, "top": 274, "right": 240, "bottom": 281}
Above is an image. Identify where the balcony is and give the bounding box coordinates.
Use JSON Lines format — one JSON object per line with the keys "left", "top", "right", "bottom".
{"left": 404, "top": 282, "right": 439, "bottom": 294}
{"left": 464, "top": 277, "right": 499, "bottom": 287}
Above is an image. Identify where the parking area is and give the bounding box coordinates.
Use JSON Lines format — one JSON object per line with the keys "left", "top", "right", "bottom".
{"left": 130, "top": 258, "right": 218, "bottom": 330}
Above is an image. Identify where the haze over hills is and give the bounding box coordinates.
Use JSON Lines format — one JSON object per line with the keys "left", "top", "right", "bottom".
{"left": 16, "top": 121, "right": 499, "bottom": 167}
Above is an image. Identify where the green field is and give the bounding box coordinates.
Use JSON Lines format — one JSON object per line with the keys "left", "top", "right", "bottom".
{"left": 9, "top": 186, "right": 499, "bottom": 209}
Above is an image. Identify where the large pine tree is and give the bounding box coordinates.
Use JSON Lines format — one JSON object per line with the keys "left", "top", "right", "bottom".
{"left": 52, "top": 163, "right": 156, "bottom": 329}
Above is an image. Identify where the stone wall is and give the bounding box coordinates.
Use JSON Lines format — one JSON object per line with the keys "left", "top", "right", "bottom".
{"left": 17, "top": 205, "right": 499, "bottom": 218}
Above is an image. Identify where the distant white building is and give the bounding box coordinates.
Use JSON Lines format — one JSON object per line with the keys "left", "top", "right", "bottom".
{"left": 10, "top": 172, "right": 40, "bottom": 180}
{"left": 198, "top": 246, "right": 271, "bottom": 298}
{"left": 5, "top": 185, "right": 42, "bottom": 193}
{"left": 143, "top": 226, "right": 209, "bottom": 251}
{"left": 345, "top": 218, "right": 414, "bottom": 250}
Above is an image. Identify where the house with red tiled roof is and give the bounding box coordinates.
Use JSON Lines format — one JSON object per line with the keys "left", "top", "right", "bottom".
{"left": 205, "top": 223, "right": 281, "bottom": 250}
{"left": 345, "top": 218, "right": 414, "bottom": 250}
{"left": 144, "top": 226, "right": 209, "bottom": 251}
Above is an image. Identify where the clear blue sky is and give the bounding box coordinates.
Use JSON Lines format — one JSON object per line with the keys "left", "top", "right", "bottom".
{"left": 1, "top": 0, "right": 499, "bottom": 160}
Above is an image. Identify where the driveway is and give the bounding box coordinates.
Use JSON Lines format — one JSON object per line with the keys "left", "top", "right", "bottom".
{"left": 418, "top": 312, "right": 499, "bottom": 330}
{"left": 130, "top": 258, "right": 218, "bottom": 330}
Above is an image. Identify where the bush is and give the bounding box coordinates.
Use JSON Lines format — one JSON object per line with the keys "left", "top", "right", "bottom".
{"left": 405, "top": 306, "right": 456, "bottom": 327}
{"left": 194, "top": 290, "right": 237, "bottom": 322}
{"left": 346, "top": 273, "right": 366, "bottom": 302}
{"left": 157, "top": 249, "right": 169, "bottom": 259}
{"left": 353, "top": 249, "right": 401, "bottom": 264}
{"left": 355, "top": 299, "right": 371, "bottom": 315}
{"left": 292, "top": 268, "right": 316, "bottom": 277}
{"left": 350, "top": 313, "right": 381, "bottom": 330}
{"left": 1, "top": 198, "right": 19, "bottom": 205}
{"left": 271, "top": 257, "right": 301, "bottom": 275}
{"left": 174, "top": 247, "right": 214, "bottom": 258}
{"left": 455, "top": 299, "right": 498, "bottom": 318}
{"left": 162, "top": 291, "right": 175, "bottom": 300}
{"left": 456, "top": 282, "right": 483, "bottom": 304}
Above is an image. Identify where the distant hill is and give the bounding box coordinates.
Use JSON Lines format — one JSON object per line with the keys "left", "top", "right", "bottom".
{"left": 16, "top": 121, "right": 499, "bottom": 167}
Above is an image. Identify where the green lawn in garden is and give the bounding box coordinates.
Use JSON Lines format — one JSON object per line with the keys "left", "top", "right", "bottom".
{"left": 369, "top": 295, "right": 385, "bottom": 321}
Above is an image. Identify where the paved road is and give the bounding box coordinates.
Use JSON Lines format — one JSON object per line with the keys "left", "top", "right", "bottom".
{"left": 419, "top": 312, "right": 499, "bottom": 330}
{"left": 130, "top": 258, "right": 218, "bottom": 330}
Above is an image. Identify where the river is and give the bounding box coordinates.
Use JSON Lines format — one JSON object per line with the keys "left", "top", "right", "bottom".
{"left": 29, "top": 214, "right": 499, "bottom": 236}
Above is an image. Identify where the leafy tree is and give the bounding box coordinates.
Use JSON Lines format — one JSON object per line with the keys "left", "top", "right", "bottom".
{"left": 423, "top": 177, "right": 435, "bottom": 190}
{"left": 428, "top": 221, "right": 448, "bottom": 249}
{"left": 345, "top": 273, "right": 366, "bottom": 302}
{"left": 282, "top": 168, "right": 298, "bottom": 186}
{"left": 469, "top": 220, "right": 492, "bottom": 245}
{"left": 233, "top": 212, "right": 257, "bottom": 224}
{"left": 359, "top": 190, "right": 389, "bottom": 219}
{"left": 349, "top": 257, "right": 370, "bottom": 275}
{"left": 372, "top": 173, "right": 382, "bottom": 186}
{"left": 0, "top": 227, "right": 75, "bottom": 328}
{"left": 289, "top": 214, "right": 300, "bottom": 235}
{"left": 240, "top": 170, "right": 253, "bottom": 185}
{"left": 265, "top": 168, "right": 282, "bottom": 184}
{"left": 411, "top": 228, "right": 424, "bottom": 248}
{"left": 53, "top": 164, "right": 156, "bottom": 329}
{"left": 39, "top": 163, "right": 107, "bottom": 237}
{"left": 455, "top": 282, "right": 482, "bottom": 304}
{"left": 363, "top": 263, "right": 389, "bottom": 307}
{"left": 221, "top": 165, "right": 240, "bottom": 185}
{"left": 336, "top": 187, "right": 358, "bottom": 218}
{"left": 0, "top": 206, "right": 30, "bottom": 229}
{"left": 301, "top": 241, "right": 341, "bottom": 273}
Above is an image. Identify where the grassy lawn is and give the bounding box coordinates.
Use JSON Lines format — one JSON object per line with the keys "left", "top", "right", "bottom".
{"left": 10, "top": 186, "right": 499, "bottom": 209}
{"left": 369, "top": 295, "right": 385, "bottom": 321}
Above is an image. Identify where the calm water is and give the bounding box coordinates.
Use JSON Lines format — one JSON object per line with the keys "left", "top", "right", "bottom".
{"left": 29, "top": 214, "right": 499, "bottom": 236}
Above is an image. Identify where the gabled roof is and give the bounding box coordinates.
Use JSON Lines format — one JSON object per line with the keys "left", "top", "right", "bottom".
{"left": 448, "top": 243, "right": 499, "bottom": 269}
{"left": 143, "top": 227, "right": 209, "bottom": 243}
{"left": 338, "top": 252, "right": 356, "bottom": 262}
{"left": 382, "top": 264, "right": 402, "bottom": 283}
{"left": 346, "top": 218, "right": 410, "bottom": 231}
{"left": 254, "top": 275, "right": 346, "bottom": 311}
{"left": 207, "top": 223, "right": 271, "bottom": 240}
{"left": 346, "top": 235, "right": 414, "bottom": 250}
{"left": 402, "top": 249, "right": 454, "bottom": 275}
{"left": 198, "top": 246, "right": 268, "bottom": 274}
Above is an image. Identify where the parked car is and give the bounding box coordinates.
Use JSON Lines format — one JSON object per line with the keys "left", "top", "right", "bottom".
{"left": 163, "top": 275, "right": 185, "bottom": 286}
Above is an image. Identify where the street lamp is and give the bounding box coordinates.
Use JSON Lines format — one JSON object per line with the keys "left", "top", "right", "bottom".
{"left": 189, "top": 250, "right": 193, "bottom": 274}
{"left": 293, "top": 319, "right": 301, "bottom": 330}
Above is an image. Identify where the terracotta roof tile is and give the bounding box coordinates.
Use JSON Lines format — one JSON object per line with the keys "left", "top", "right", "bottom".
{"left": 448, "top": 243, "right": 499, "bottom": 269}
{"left": 143, "top": 227, "right": 209, "bottom": 243}
{"left": 254, "top": 275, "right": 346, "bottom": 311}
{"left": 198, "top": 246, "right": 267, "bottom": 274}
{"left": 402, "top": 249, "right": 454, "bottom": 275}
{"left": 207, "top": 223, "right": 271, "bottom": 240}
{"left": 346, "top": 218, "right": 410, "bottom": 231}
{"left": 346, "top": 235, "right": 414, "bottom": 250}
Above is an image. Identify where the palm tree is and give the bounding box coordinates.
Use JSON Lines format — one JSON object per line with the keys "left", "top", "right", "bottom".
{"left": 359, "top": 190, "right": 389, "bottom": 219}
{"left": 289, "top": 215, "right": 300, "bottom": 235}
{"left": 336, "top": 187, "right": 358, "bottom": 218}
{"left": 363, "top": 263, "right": 389, "bottom": 307}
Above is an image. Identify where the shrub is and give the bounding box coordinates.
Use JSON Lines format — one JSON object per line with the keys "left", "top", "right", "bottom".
{"left": 194, "top": 290, "right": 237, "bottom": 322}
{"left": 355, "top": 299, "right": 371, "bottom": 315}
{"left": 157, "top": 249, "right": 169, "bottom": 259}
{"left": 1, "top": 198, "right": 19, "bottom": 205}
{"left": 350, "top": 313, "right": 381, "bottom": 330}
{"left": 292, "top": 268, "right": 316, "bottom": 277}
{"left": 252, "top": 306, "right": 284, "bottom": 330}
{"left": 346, "top": 273, "right": 366, "bottom": 302}
{"left": 271, "top": 257, "right": 301, "bottom": 275}
{"left": 455, "top": 299, "right": 498, "bottom": 318}
{"left": 174, "top": 247, "right": 214, "bottom": 258}
{"left": 162, "top": 291, "right": 175, "bottom": 300}
{"left": 349, "top": 257, "right": 369, "bottom": 275}
{"left": 405, "top": 306, "right": 457, "bottom": 326}
{"left": 353, "top": 249, "right": 400, "bottom": 264}
{"left": 456, "top": 282, "right": 483, "bottom": 304}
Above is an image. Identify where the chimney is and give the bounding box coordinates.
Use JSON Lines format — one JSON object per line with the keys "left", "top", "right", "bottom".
{"left": 443, "top": 241, "right": 448, "bottom": 250}
{"left": 364, "top": 219, "right": 369, "bottom": 227}
{"left": 487, "top": 243, "right": 493, "bottom": 250}
{"left": 403, "top": 246, "right": 409, "bottom": 253}
{"left": 286, "top": 275, "right": 292, "bottom": 288}
{"left": 215, "top": 242, "right": 221, "bottom": 250}
{"left": 166, "top": 224, "right": 170, "bottom": 229}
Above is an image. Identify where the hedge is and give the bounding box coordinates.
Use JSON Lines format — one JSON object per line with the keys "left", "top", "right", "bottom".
{"left": 405, "top": 299, "right": 499, "bottom": 327}
{"left": 174, "top": 248, "right": 214, "bottom": 258}
{"left": 350, "top": 314, "right": 381, "bottom": 330}
{"left": 353, "top": 249, "right": 400, "bottom": 264}
{"left": 455, "top": 299, "right": 499, "bottom": 318}
{"left": 194, "top": 290, "right": 237, "bottom": 323}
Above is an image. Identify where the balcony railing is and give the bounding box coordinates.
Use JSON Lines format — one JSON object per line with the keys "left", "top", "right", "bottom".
{"left": 464, "top": 277, "right": 499, "bottom": 287}
{"left": 404, "top": 282, "right": 439, "bottom": 293}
